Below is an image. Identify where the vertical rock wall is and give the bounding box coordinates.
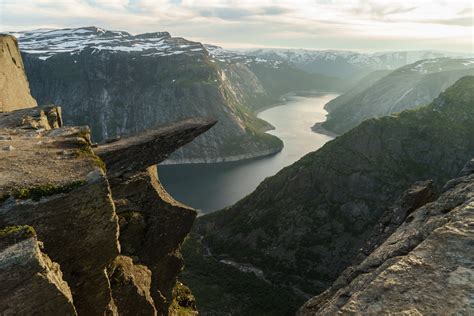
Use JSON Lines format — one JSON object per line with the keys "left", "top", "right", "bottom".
{"left": 0, "top": 35, "right": 37, "bottom": 112}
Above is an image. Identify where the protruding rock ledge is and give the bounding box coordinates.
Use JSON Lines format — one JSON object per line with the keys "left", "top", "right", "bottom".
{"left": 95, "top": 117, "right": 217, "bottom": 178}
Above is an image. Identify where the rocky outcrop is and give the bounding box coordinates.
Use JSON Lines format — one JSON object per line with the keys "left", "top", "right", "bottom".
{"left": 0, "top": 103, "right": 215, "bottom": 314}
{"left": 185, "top": 76, "right": 474, "bottom": 314}
{"left": 0, "top": 225, "right": 77, "bottom": 315}
{"left": 0, "top": 107, "right": 120, "bottom": 315}
{"left": 299, "top": 159, "right": 474, "bottom": 314}
{"left": 0, "top": 35, "right": 37, "bottom": 112}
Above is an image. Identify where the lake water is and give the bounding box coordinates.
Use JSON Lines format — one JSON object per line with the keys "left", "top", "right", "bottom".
{"left": 158, "top": 93, "right": 338, "bottom": 214}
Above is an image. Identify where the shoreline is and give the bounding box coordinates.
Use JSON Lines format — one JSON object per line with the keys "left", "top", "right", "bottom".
{"left": 311, "top": 122, "right": 340, "bottom": 138}
{"left": 161, "top": 147, "right": 282, "bottom": 165}
{"left": 164, "top": 90, "right": 336, "bottom": 166}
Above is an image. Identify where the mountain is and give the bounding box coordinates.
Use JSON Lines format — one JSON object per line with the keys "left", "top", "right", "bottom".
{"left": 318, "top": 57, "right": 474, "bottom": 134}
{"left": 13, "top": 27, "right": 339, "bottom": 163}
{"left": 299, "top": 158, "right": 474, "bottom": 314}
{"left": 0, "top": 35, "right": 37, "bottom": 111}
{"left": 183, "top": 76, "right": 474, "bottom": 314}
{"left": 244, "top": 48, "right": 470, "bottom": 78}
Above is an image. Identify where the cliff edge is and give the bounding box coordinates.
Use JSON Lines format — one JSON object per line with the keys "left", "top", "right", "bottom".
{"left": 0, "top": 35, "right": 37, "bottom": 112}
{"left": 0, "top": 37, "right": 217, "bottom": 315}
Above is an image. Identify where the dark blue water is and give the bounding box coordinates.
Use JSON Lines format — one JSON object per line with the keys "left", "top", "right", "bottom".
{"left": 158, "top": 94, "right": 337, "bottom": 214}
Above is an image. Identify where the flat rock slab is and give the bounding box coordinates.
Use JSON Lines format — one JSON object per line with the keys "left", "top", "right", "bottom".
{"left": 0, "top": 122, "right": 100, "bottom": 198}
{"left": 95, "top": 117, "right": 216, "bottom": 178}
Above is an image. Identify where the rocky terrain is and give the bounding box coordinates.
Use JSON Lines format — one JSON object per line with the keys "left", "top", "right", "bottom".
{"left": 299, "top": 159, "right": 474, "bottom": 314}
{"left": 316, "top": 57, "right": 474, "bottom": 134}
{"left": 0, "top": 34, "right": 216, "bottom": 315}
{"left": 184, "top": 76, "right": 474, "bottom": 314}
{"left": 0, "top": 35, "right": 37, "bottom": 111}
{"left": 12, "top": 27, "right": 342, "bottom": 163}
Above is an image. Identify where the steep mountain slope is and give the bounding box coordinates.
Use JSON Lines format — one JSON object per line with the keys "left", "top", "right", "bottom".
{"left": 185, "top": 77, "right": 474, "bottom": 314}
{"left": 299, "top": 158, "right": 474, "bottom": 315}
{"left": 14, "top": 27, "right": 285, "bottom": 163}
{"left": 0, "top": 35, "right": 37, "bottom": 111}
{"left": 322, "top": 70, "right": 392, "bottom": 113}
{"left": 319, "top": 58, "right": 474, "bottom": 134}
{"left": 244, "top": 49, "right": 466, "bottom": 78}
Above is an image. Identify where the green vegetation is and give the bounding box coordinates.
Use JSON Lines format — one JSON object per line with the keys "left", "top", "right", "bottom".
{"left": 15, "top": 181, "right": 87, "bottom": 201}
{"left": 0, "top": 225, "right": 36, "bottom": 239}
{"left": 187, "top": 76, "right": 474, "bottom": 314}
{"left": 180, "top": 236, "right": 304, "bottom": 316}
{"left": 77, "top": 146, "right": 107, "bottom": 172}
{"left": 169, "top": 282, "right": 197, "bottom": 315}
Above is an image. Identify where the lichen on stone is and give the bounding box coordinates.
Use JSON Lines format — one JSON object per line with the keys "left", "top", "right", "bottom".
{"left": 15, "top": 181, "right": 88, "bottom": 201}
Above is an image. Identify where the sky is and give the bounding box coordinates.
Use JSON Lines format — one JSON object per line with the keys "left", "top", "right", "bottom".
{"left": 0, "top": 0, "right": 473, "bottom": 53}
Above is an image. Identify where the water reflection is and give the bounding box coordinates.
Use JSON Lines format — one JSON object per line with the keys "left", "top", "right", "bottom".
{"left": 158, "top": 93, "right": 337, "bottom": 214}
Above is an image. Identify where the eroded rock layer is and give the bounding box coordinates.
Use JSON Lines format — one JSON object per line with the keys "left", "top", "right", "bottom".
{"left": 299, "top": 159, "right": 474, "bottom": 315}
{"left": 0, "top": 225, "right": 77, "bottom": 315}
{"left": 0, "top": 105, "right": 215, "bottom": 315}
{"left": 0, "top": 35, "right": 37, "bottom": 112}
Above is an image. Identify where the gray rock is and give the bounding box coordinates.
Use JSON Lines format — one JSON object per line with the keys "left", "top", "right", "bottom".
{"left": 0, "top": 226, "right": 77, "bottom": 315}
{"left": 0, "top": 35, "right": 37, "bottom": 112}
{"left": 299, "top": 159, "right": 474, "bottom": 315}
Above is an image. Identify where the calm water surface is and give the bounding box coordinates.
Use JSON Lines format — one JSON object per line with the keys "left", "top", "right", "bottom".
{"left": 158, "top": 93, "right": 338, "bottom": 214}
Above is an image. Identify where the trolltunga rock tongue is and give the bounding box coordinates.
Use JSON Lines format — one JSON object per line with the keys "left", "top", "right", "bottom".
{"left": 95, "top": 117, "right": 217, "bottom": 177}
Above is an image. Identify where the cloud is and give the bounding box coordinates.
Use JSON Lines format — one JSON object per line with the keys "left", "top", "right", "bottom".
{"left": 0, "top": 0, "right": 472, "bottom": 52}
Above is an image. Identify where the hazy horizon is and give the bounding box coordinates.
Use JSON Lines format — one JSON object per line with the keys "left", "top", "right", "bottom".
{"left": 1, "top": 0, "right": 473, "bottom": 53}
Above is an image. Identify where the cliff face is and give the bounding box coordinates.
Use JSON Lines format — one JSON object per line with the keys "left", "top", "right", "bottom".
{"left": 186, "top": 76, "right": 474, "bottom": 313}
{"left": 0, "top": 35, "right": 37, "bottom": 112}
{"left": 16, "top": 27, "right": 286, "bottom": 163}
{"left": 299, "top": 159, "right": 474, "bottom": 314}
{"left": 0, "top": 88, "right": 216, "bottom": 316}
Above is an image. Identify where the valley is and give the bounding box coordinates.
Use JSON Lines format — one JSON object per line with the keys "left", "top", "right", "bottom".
{"left": 159, "top": 93, "right": 337, "bottom": 213}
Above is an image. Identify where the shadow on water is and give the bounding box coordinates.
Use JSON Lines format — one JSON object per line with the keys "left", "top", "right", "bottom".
{"left": 158, "top": 93, "right": 338, "bottom": 214}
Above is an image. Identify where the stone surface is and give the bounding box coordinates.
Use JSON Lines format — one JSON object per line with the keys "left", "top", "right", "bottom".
{"left": 299, "top": 158, "right": 474, "bottom": 315}
{"left": 0, "top": 107, "right": 119, "bottom": 315}
{"left": 108, "top": 255, "right": 157, "bottom": 316}
{"left": 0, "top": 225, "right": 77, "bottom": 315}
{"left": 109, "top": 165, "right": 197, "bottom": 314}
{"left": 95, "top": 117, "right": 216, "bottom": 178}
{"left": 0, "top": 35, "right": 37, "bottom": 112}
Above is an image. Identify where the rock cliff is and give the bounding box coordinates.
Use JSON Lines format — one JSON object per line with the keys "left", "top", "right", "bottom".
{"left": 0, "top": 35, "right": 37, "bottom": 111}
{"left": 14, "top": 27, "right": 288, "bottom": 163}
{"left": 0, "top": 42, "right": 217, "bottom": 314}
{"left": 0, "top": 104, "right": 215, "bottom": 315}
{"left": 299, "top": 159, "right": 474, "bottom": 314}
{"left": 185, "top": 76, "right": 474, "bottom": 314}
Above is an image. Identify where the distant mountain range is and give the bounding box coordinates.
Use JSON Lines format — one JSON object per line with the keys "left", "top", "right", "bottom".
{"left": 242, "top": 48, "right": 472, "bottom": 78}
